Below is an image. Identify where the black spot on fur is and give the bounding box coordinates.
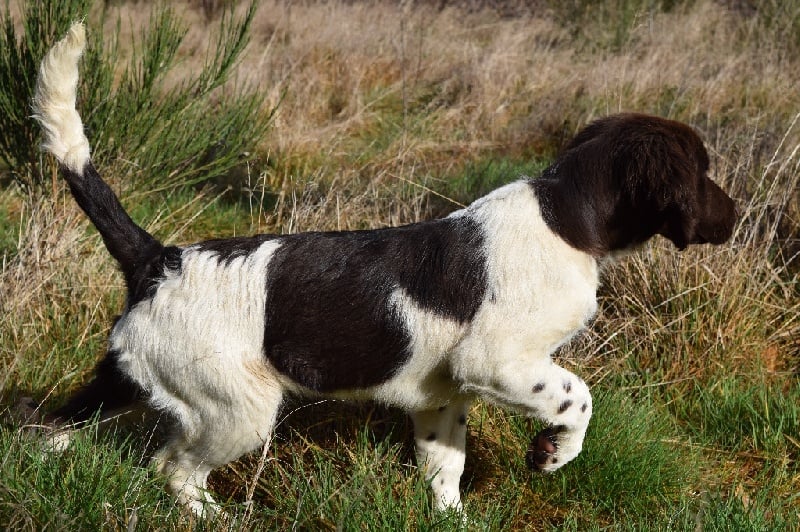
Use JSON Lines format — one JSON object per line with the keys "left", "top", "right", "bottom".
{"left": 426, "top": 432, "right": 437, "bottom": 441}
{"left": 563, "top": 381, "right": 572, "bottom": 393}
{"left": 263, "top": 217, "right": 487, "bottom": 392}
{"left": 532, "top": 382, "right": 546, "bottom": 393}
{"left": 458, "top": 414, "right": 467, "bottom": 425}
{"left": 194, "top": 234, "right": 278, "bottom": 265}
{"left": 557, "top": 400, "right": 573, "bottom": 414}
{"left": 128, "top": 246, "right": 183, "bottom": 306}
{"left": 581, "top": 402, "right": 588, "bottom": 413}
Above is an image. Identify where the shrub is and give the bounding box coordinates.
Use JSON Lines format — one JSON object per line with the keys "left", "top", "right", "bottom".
{"left": 0, "top": 0, "right": 270, "bottom": 194}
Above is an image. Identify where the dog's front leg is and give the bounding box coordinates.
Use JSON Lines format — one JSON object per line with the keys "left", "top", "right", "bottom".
{"left": 410, "top": 396, "right": 472, "bottom": 511}
{"left": 462, "top": 360, "right": 592, "bottom": 473}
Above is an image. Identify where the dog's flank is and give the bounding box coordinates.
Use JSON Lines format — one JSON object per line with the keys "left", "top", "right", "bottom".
{"left": 32, "top": 22, "right": 737, "bottom": 519}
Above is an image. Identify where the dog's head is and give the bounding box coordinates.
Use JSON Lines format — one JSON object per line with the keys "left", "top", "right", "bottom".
{"left": 537, "top": 113, "right": 737, "bottom": 256}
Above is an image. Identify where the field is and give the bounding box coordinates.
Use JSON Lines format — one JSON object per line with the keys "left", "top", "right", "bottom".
{"left": 0, "top": 0, "right": 798, "bottom": 529}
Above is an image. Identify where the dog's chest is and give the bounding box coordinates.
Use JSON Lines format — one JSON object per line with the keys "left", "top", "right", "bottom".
{"left": 473, "top": 220, "right": 600, "bottom": 358}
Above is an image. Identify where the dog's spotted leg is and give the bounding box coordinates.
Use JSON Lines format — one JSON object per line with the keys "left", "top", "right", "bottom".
{"left": 463, "top": 361, "right": 592, "bottom": 473}
{"left": 524, "top": 364, "right": 592, "bottom": 472}
{"left": 410, "top": 396, "right": 472, "bottom": 511}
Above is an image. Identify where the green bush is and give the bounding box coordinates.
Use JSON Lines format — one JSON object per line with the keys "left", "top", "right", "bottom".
{"left": 0, "top": 0, "right": 270, "bottom": 193}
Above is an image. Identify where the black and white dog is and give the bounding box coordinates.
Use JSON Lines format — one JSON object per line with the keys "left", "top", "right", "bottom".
{"left": 31, "top": 23, "right": 737, "bottom": 516}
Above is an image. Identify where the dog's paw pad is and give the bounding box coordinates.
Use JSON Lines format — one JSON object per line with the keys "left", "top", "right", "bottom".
{"left": 526, "top": 425, "right": 564, "bottom": 471}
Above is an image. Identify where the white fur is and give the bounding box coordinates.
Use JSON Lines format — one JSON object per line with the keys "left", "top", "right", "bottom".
{"left": 102, "top": 181, "right": 597, "bottom": 512}
{"left": 32, "top": 22, "right": 91, "bottom": 173}
{"left": 112, "top": 242, "right": 284, "bottom": 513}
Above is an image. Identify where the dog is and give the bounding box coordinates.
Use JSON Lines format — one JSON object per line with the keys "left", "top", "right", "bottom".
{"left": 30, "top": 23, "right": 737, "bottom": 517}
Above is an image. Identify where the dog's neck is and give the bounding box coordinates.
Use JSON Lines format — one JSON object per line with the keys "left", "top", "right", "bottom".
{"left": 529, "top": 177, "right": 609, "bottom": 258}
{"left": 530, "top": 175, "right": 661, "bottom": 259}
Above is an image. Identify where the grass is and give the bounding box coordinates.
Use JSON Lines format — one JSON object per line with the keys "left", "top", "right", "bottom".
{"left": 1, "top": 0, "right": 269, "bottom": 192}
{"left": 1, "top": 0, "right": 799, "bottom": 529}
{"left": 0, "top": 422, "right": 176, "bottom": 529}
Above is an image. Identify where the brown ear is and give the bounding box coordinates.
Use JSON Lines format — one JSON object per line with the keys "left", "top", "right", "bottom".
{"left": 605, "top": 127, "right": 699, "bottom": 248}
{"left": 657, "top": 204, "right": 698, "bottom": 250}
{"left": 641, "top": 142, "right": 702, "bottom": 249}
{"left": 628, "top": 126, "right": 737, "bottom": 249}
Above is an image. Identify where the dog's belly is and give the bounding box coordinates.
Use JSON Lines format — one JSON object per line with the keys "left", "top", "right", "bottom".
{"left": 327, "top": 361, "right": 459, "bottom": 410}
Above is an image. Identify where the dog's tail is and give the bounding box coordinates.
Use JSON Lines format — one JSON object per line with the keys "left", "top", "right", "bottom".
{"left": 32, "top": 22, "right": 162, "bottom": 286}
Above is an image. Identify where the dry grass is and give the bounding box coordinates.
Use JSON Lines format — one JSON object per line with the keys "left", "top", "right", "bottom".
{"left": 167, "top": 0, "right": 800, "bottom": 232}
{"left": 56, "top": 0, "right": 798, "bottom": 233}
{"left": 1, "top": 0, "right": 798, "bottom": 527}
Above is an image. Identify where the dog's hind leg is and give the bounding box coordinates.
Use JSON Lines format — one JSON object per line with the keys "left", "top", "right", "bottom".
{"left": 410, "top": 396, "right": 472, "bottom": 511}
{"left": 152, "top": 374, "right": 284, "bottom": 518}
{"left": 47, "top": 349, "right": 143, "bottom": 425}
{"left": 153, "top": 441, "right": 221, "bottom": 517}
{"left": 19, "top": 349, "right": 145, "bottom": 452}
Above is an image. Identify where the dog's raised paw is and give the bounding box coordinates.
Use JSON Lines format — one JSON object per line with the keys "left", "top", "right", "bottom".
{"left": 525, "top": 425, "right": 565, "bottom": 471}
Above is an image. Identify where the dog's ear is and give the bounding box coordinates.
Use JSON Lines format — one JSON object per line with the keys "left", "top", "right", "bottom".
{"left": 608, "top": 117, "right": 737, "bottom": 250}
{"left": 613, "top": 126, "right": 702, "bottom": 249}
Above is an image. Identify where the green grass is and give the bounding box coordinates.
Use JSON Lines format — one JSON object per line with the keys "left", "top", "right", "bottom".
{"left": 675, "top": 376, "right": 800, "bottom": 458}
{"left": 0, "top": 0, "right": 269, "bottom": 193}
{"left": 0, "top": 190, "right": 18, "bottom": 258}
{"left": 432, "top": 157, "right": 551, "bottom": 209}
{"left": 0, "top": 423, "right": 177, "bottom": 530}
{"left": 1, "top": 169, "right": 797, "bottom": 528}
{"left": 692, "top": 472, "right": 799, "bottom": 532}
{"left": 1, "top": 0, "right": 799, "bottom": 529}
{"left": 7, "top": 381, "right": 793, "bottom": 529}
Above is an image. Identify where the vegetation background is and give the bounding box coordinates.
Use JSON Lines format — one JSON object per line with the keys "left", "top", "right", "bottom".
{"left": 0, "top": 0, "right": 797, "bottom": 529}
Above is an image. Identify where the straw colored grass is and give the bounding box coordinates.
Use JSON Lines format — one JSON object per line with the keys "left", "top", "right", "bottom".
{"left": 1, "top": 0, "right": 798, "bottom": 528}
